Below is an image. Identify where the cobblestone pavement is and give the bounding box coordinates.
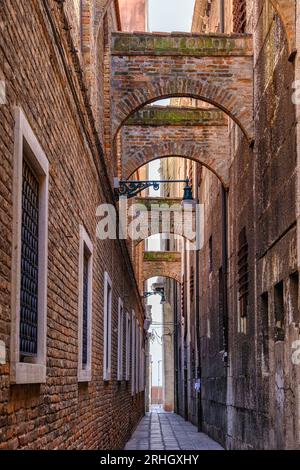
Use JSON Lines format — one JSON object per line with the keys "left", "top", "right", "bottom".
{"left": 125, "top": 408, "right": 224, "bottom": 451}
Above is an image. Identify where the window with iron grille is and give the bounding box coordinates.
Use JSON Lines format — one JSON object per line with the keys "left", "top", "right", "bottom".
{"left": 117, "top": 298, "right": 124, "bottom": 381}
{"left": 20, "top": 160, "right": 39, "bottom": 358}
{"left": 78, "top": 225, "right": 93, "bottom": 382}
{"left": 103, "top": 272, "right": 112, "bottom": 381}
{"left": 82, "top": 248, "right": 89, "bottom": 367}
{"left": 125, "top": 312, "right": 131, "bottom": 381}
{"left": 209, "top": 236, "right": 213, "bottom": 273}
{"left": 261, "top": 292, "right": 269, "bottom": 371}
{"left": 274, "top": 281, "right": 285, "bottom": 342}
{"left": 233, "top": 0, "right": 247, "bottom": 33}
{"left": 181, "top": 274, "right": 185, "bottom": 318}
{"left": 11, "top": 108, "right": 49, "bottom": 385}
{"left": 131, "top": 311, "right": 136, "bottom": 395}
{"left": 290, "top": 271, "right": 299, "bottom": 324}
{"left": 238, "top": 227, "right": 249, "bottom": 319}
{"left": 190, "top": 265, "right": 194, "bottom": 302}
{"left": 218, "top": 267, "right": 224, "bottom": 351}
{"left": 135, "top": 320, "right": 140, "bottom": 394}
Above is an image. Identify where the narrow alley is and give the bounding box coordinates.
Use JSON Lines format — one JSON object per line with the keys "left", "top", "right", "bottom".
{"left": 0, "top": 0, "right": 300, "bottom": 454}
{"left": 125, "top": 408, "right": 223, "bottom": 451}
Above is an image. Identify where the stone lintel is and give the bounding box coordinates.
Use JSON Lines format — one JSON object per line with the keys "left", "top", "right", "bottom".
{"left": 111, "top": 32, "right": 253, "bottom": 57}
{"left": 144, "top": 251, "right": 181, "bottom": 262}
{"left": 135, "top": 197, "right": 183, "bottom": 210}
{"left": 125, "top": 106, "right": 227, "bottom": 127}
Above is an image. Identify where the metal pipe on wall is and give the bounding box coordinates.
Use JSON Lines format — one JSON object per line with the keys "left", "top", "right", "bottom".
{"left": 221, "top": 187, "right": 229, "bottom": 365}
{"left": 195, "top": 167, "right": 203, "bottom": 432}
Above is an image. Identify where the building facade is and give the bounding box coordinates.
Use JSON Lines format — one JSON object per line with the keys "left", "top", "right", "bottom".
{"left": 0, "top": 0, "right": 146, "bottom": 450}
{"left": 1, "top": 0, "right": 300, "bottom": 451}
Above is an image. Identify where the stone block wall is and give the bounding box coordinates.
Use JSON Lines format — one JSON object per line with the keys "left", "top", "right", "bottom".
{"left": 190, "top": 0, "right": 299, "bottom": 450}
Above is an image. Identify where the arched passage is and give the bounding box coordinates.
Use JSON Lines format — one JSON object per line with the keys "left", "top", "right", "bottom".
{"left": 135, "top": 232, "right": 190, "bottom": 248}
{"left": 125, "top": 145, "right": 229, "bottom": 187}
{"left": 143, "top": 251, "right": 182, "bottom": 284}
{"left": 121, "top": 105, "right": 229, "bottom": 184}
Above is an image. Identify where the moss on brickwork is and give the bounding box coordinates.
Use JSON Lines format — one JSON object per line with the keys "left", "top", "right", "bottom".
{"left": 135, "top": 197, "right": 183, "bottom": 210}
{"left": 144, "top": 251, "right": 181, "bottom": 262}
{"left": 112, "top": 33, "right": 253, "bottom": 56}
{"left": 126, "top": 107, "right": 226, "bottom": 127}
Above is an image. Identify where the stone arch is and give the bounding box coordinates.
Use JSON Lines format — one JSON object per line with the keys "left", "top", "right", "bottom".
{"left": 270, "top": 0, "right": 296, "bottom": 57}
{"left": 125, "top": 144, "right": 229, "bottom": 187}
{"left": 135, "top": 232, "right": 192, "bottom": 247}
{"left": 143, "top": 251, "right": 182, "bottom": 284}
{"left": 143, "top": 270, "right": 182, "bottom": 285}
{"left": 111, "top": 31, "right": 254, "bottom": 142}
{"left": 129, "top": 200, "right": 197, "bottom": 247}
{"left": 113, "top": 79, "right": 253, "bottom": 144}
{"left": 144, "top": 274, "right": 182, "bottom": 285}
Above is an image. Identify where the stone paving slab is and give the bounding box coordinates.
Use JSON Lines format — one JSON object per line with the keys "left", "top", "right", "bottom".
{"left": 124, "top": 409, "right": 224, "bottom": 451}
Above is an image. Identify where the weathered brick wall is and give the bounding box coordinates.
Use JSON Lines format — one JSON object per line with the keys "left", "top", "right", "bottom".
{"left": 110, "top": 32, "right": 254, "bottom": 141}
{"left": 121, "top": 108, "right": 229, "bottom": 184}
{"left": 253, "top": 0, "right": 298, "bottom": 450}
{"left": 192, "top": 0, "right": 299, "bottom": 450}
{"left": 0, "top": 0, "right": 144, "bottom": 450}
{"left": 143, "top": 252, "right": 182, "bottom": 284}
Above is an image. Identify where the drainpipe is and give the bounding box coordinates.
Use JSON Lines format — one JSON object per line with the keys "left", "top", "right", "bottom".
{"left": 222, "top": 187, "right": 229, "bottom": 365}
{"left": 220, "top": 0, "right": 225, "bottom": 33}
{"left": 220, "top": 0, "right": 229, "bottom": 367}
{"left": 174, "top": 282, "right": 179, "bottom": 414}
{"left": 195, "top": 170, "right": 203, "bottom": 432}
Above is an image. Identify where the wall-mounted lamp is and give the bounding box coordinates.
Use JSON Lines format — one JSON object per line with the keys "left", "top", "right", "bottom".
{"left": 142, "top": 287, "right": 167, "bottom": 305}
{"left": 114, "top": 176, "right": 196, "bottom": 206}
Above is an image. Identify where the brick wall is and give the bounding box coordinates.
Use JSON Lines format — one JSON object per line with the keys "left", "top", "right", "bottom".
{"left": 111, "top": 32, "right": 254, "bottom": 141}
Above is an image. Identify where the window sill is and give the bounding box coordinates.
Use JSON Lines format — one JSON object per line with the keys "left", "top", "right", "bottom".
{"left": 12, "top": 362, "right": 46, "bottom": 384}
{"left": 78, "top": 369, "right": 92, "bottom": 383}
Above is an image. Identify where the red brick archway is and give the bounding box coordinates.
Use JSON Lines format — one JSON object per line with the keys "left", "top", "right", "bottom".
{"left": 111, "top": 32, "right": 253, "bottom": 142}
{"left": 121, "top": 105, "right": 229, "bottom": 184}
{"left": 143, "top": 251, "right": 182, "bottom": 284}
{"left": 134, "top": 233, "right": 188, "bottom": 247}
{"left": 129, "top": 197, "right": 197, "bottom": 246}
{"left": 122, "top": 133, "right": 229, "bottom": 186}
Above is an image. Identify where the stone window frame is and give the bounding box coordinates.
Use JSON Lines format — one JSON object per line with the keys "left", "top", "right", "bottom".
{"left": 78, "top": 225, "right": 93, "bottom": 383}
{"left": 125, "top": 311, "right": 131, "bottom": 382}
{"left": 117, "top": 297, "right": 124, "bottom": 381}
{"left": 103, "top": 271, "right": 112, "bottom": 381}
{"left": 135, "top": 319, "right": 140, "bottom": 394}
{"left": 10, "top": 107, "right": 49, "bottom": 384}
{"left": 131, "top": 310, "right": 136, "bottom": 395}
{"left": 139, "top": 326, "right": 144, "bottom": 392}
{"left": 141, "top": 348, "right": 145, "bottom": 392}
